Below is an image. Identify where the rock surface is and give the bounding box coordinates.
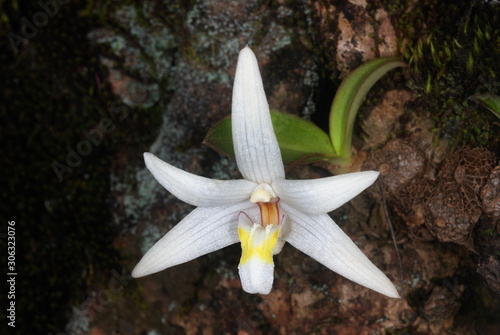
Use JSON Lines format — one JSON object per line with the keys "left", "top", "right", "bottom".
{"left": 3, "top": 0, "right": 499, "bottom": 334}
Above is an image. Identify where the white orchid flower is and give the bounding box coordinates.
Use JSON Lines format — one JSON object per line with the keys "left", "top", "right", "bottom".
{"left": 132, "top": 46, "right": 400, "bottom": 298}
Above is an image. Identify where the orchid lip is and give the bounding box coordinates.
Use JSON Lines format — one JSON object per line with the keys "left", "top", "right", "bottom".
{"left": 237, "top": 212, "right": 282, "bottom": 295}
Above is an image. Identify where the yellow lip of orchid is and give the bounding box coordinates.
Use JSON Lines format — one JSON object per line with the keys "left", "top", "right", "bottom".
{"left": 237, "top": 214, "right": 281, "bottom": 294}
{"left": 132, "top": 46, "right": 400, "bottom": 299}
{"left": 238, "top": 192, "right": 283, "bottom": 294}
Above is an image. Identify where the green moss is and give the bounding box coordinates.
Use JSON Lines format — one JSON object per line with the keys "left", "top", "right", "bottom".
{"left": 385, "top": 0, "right": 500, "bottom": 150}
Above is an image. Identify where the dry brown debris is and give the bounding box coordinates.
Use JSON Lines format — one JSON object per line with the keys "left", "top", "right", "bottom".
{"left": 363, "top": 139, "right": 426, "bottom": 200}
{"left": 426, "top": 147, "right": 496, "bottom": 246}
{"left": 393, "top": 177, "right": 436, "bottom": 241}
{"left": 481, "top": 164, "right": 500, "bottom": 218}
{"left": 477, "top": 255, "right": 500, "bottom": 294}
{"left": 363, "top": 142, "right": 498, "bottom": 252}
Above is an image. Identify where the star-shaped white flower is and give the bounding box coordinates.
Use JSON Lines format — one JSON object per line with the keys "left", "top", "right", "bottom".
{"left": 132, "top": 46, "right": 399, "bottom": 298}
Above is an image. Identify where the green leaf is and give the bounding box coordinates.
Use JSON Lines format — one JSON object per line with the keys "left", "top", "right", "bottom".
{"left": 469, "top": 92, "right": 500, "bottom": 119}
{"left": 329, "top": 58, "right": 406, "bottom": 163}
{"left": 204, "top": 110, "right": 336, "bottom": 163}
{"left": 270, "top": 110, "right": 336, "bottom": 162}
{"left": 203, "top": 115, "right": 233, "bottom": 157}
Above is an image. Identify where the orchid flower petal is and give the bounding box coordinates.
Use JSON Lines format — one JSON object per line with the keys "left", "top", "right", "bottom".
{"left": 232, "top": 46, "right": 285, "bottom": 184}
{"left": 144, "top": 152, "right": 257, "bottom": 207}
{"left": 132, "top": 201, "right": 254, "bottom": 278}
{"left": 237, "top": 214, "right": 281, "bottom": 294}
{"left": 281, "top": 202, "right": 400, "bottom": 298}
{"left": 273, "top": 171, "right": 379, "bottom": 215}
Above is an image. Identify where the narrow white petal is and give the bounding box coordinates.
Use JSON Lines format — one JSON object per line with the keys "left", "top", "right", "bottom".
{"left": 144, "top": 152, "right": 256, "bottom": 207}
{"left": 273, "top": 171, "right": 379, "bottom": 215}
{"left": 232, "top": 46, "right": 285, "bottom": 184}
{"left": 281, "top": 203, "right": 400, "bottom": 298}
{"left": 132, "top": 201, "right": 254, "bottom": 278}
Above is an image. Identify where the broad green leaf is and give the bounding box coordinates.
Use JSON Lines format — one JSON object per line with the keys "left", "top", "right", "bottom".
{"left": 270, "top": 110, "right": 336, "bottom": 162}
{"left": 204, "top": 110, "right": 336, "bottom": 163}
{"left": 329, "top": 58, "right": 406, "bottom": 163}
{"left": 469, "top": 92, "right": 500, "bottom": 119}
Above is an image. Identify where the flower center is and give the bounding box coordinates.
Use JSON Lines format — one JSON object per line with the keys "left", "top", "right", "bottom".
{"left": 250, "top": 183, "right": 276, "bottom": 203}
{"left": 250, "top": 183, "right": 280, "bottom": 227}
{"left": 257, "top": 201, "right": 279, "bottom": 227}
